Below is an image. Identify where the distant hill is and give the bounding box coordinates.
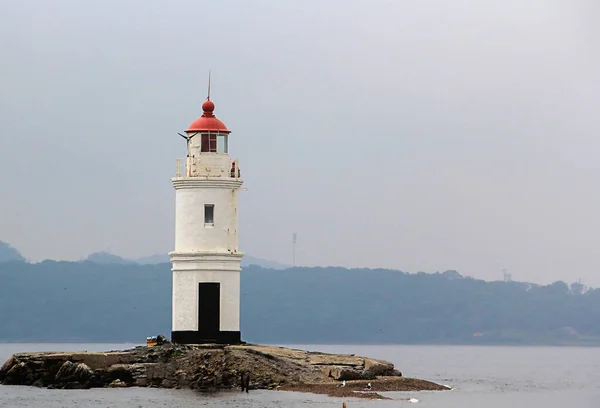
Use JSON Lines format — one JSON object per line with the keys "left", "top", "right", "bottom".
{"left": 84, "top": 251, "right": 135, "bottom": 265}
{"left": 87, "top": 251, "right": 290, "bottom": 270}
{"left": 135, "top": 254, "right": 169, "bottom": 265}
{"left": 0, "top": 241, "right": 25, "bottom": 262}
{"left": 242, "top": 255, "right": 289, "bottom": 270}
{"left": 0, "top": 242, "right": 288, "bottom": 270}
{"left": 0, "top": 261, "right": 599, "bottom": 345}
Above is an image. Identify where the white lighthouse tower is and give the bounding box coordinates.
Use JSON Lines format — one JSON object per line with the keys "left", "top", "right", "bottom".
{"left": 169, "top": 94, "right": 244, "bottom": 344}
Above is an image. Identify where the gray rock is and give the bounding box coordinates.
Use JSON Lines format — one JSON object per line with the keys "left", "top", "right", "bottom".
{"left": 74, "top": 362, "right": 94, "bottom": 379}
{"left": 3, "top": 362, "right": 31, "bottom": 385}
{"left": 0, "top": 344, "right": 423, "bottom": 393}
{"left": 55, "top": 361, "right": 76, "bottom": 381}
{"left": 0, "top": 356, "right": 16, "bottom": 376}
{"left": 54, "top": 361, "right": 94, "bottom": 388}
{"left": 337, "top": 369, "right": 362, "bottom": 381}
{"left": 63, "top": 381, "right": 90, "bottom": 389}
{"left": 32, "top": 379, "right": 45, "bottom": 387}
{"left": 108, "top": 379, "right": 128, "bottom": 388}
{"left": 361, "top": 360, "right": 395, "bottom": 379}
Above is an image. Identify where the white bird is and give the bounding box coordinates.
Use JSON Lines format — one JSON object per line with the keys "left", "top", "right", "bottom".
{"left": 366, "top": 383, "right": 372, "bottom": 391}
{"left": 409, "top": 397, "right": 420, "bottom": 403}
{"left": 341, "top": 380, "right": 346, "bottom": 387}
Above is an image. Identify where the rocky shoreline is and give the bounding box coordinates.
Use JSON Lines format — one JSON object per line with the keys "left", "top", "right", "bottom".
{"left": 0, "top": 343, "right": 449, "bottom": 399}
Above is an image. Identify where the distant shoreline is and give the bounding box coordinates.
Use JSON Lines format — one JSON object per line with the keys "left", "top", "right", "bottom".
{"left": 3, "top": 262, "right": 599, "bottom": 349}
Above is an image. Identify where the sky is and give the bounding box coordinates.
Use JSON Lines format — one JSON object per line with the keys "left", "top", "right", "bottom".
{"left": 0, "top": 0, "right": 598, "bottom": 286}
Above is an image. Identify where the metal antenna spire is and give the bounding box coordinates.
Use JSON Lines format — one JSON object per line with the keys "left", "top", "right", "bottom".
{"left": 207, "top": 70, "right": 211, "bottom": 101}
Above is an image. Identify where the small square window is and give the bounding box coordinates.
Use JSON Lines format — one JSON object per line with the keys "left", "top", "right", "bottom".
{"left": 204, "top": 204, "right": 214, "bottom": 226}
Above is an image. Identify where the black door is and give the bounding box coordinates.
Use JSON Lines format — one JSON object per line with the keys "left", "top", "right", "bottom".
{"left": 198, "top": 282, "right": 220, "bottom": 334}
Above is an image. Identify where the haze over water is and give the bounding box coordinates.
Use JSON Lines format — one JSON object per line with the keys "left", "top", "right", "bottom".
{"left": 1, "top": 343, "right": 598, "bottom": 407}
{"left": 1, "top": 0, "right": 599, "bottom": 286}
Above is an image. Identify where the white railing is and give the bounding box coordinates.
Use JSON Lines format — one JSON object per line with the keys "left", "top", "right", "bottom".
{"left": 175, "top": 157, "right": 240, "bottom": 179}
{"left": 175, "top": 158, "right": 182, "bottom": 177}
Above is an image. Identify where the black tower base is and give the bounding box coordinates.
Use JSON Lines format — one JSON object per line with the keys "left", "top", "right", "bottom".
{"left": 171, "top": 330, "right": 242, "bottom": 345}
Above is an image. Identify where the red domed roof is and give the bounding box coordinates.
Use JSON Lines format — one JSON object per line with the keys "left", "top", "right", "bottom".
{"left": 186, "top": 99, "right": 230, "bottom": 133}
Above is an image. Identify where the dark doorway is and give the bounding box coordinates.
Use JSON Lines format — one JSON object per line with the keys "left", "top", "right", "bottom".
{"left": 198, "top": 282, "right": 220, "bottom": 334}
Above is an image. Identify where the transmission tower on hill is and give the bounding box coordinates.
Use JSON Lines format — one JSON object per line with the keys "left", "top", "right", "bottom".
{"left": 292, "top": 233, "right": 297, "bottom": 267}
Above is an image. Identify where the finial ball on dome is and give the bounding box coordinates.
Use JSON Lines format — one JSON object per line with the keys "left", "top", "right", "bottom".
{"left": 202, "top": 99, "right": 215, "bottom": 113}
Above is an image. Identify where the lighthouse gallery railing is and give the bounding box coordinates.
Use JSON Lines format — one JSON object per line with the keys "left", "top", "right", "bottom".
{"left": 175, "top": 157, "right": 240, "bottom": 179}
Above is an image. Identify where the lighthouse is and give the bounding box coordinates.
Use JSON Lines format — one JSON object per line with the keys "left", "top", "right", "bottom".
{"left": 169, "top": 94, "right": 244, "bottom": 345}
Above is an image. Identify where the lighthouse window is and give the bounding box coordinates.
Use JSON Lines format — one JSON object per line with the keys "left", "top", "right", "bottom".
{"left": 200, "top": 133, "right": 228, "bottom": 153}
{"left": 216, "top": 135, "right": 228, "bottom": 153}
{"left": 204, "top": 204, "right": 215, "bottom": 226}
{"left": 201, "top": 134, "right": 217, "bottom": 153}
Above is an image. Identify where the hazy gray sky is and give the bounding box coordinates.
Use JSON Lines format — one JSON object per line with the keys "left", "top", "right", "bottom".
{"left": 1, "top": 0, "right": 598, "bottom": 285}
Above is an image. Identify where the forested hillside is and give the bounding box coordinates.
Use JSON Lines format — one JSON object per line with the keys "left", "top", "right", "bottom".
{"left": 0, "top": 242, "right": 25, "bottom": 262}
{"left": 0, "top": 261, "right": 597, "bottom": 345}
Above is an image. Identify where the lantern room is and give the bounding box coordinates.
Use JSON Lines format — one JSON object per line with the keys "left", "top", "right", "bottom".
{"left": 176, "top": 97, "right": 240, "bottom": 179}
{"left": 186, "top": 99, "right": 231, "bottom": 154}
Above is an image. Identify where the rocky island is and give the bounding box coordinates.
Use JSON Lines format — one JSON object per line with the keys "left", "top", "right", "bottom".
{"left": 0, "top": 342, "right": 449, "bottom": 400}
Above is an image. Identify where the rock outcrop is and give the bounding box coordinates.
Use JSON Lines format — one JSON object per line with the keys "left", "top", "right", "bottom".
{"left": 0, "top": 343, "right": 448, "bottom": 399}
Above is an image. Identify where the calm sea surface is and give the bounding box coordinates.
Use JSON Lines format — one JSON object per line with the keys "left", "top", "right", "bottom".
{"left": 1, "top": 343, "right": 599, "bottom": 407}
